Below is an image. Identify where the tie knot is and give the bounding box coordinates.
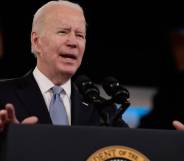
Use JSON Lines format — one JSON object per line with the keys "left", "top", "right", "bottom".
{"left": 51, "top": 86, "right": 63, "bottom": 95}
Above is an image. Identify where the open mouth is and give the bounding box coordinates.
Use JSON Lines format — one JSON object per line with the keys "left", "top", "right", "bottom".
{"left": 59, "top": 53, "right": 77, "bottom": 60}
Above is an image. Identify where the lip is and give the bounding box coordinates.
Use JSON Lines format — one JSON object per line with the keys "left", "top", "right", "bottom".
{"left": 59, "top": 53, "right": 77, "bottom": 60}
{"left": 58, "top": 53, "right": 78, "bottom": 64}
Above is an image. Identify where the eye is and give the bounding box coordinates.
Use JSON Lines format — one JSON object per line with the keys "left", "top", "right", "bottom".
{"left": 76, "top": 33, "right": 85, "bottom": 39}
{"left": 57, "top": 30, "right": 68, "bottom": 35}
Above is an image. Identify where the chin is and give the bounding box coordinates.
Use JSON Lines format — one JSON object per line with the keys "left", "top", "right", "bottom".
{"left": 61, "top": 69, "right": 77, "bottom": 77}
{"left": 58, "top": 64, "right": 79, "bottom": 76}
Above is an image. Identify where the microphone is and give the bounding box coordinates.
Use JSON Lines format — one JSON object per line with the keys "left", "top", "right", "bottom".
{"left": 102, "top": 76, "right": 130, "bottom": 125}
{"left": 75, "top": 75, "right": 105, "bottom": 104}
{"left": 102, "top": 76, "right": 129, "bottom": 104}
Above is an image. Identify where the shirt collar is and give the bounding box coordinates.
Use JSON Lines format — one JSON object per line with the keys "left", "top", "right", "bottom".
{"left": 33, "top": 67, "right": 71, "bottom": 98}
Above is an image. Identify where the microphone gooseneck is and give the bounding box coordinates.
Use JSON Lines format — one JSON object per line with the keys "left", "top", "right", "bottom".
{"left": 102, "top": 76, "right": 130, "bottom": 126}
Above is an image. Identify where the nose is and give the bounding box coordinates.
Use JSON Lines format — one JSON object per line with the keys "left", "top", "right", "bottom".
{"left": 66, "top": 32, "right": 78, "bottom": 48}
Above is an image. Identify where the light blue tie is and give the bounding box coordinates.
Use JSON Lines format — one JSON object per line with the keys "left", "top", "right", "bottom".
{"left": 49, "top": 86, "right": 69, "bottom": 125}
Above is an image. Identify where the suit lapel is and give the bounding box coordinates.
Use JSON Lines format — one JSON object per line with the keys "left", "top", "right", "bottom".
{"left": 71, "top": 83, "right": 94, "bottom": 125}
{"left": 15, "top": 72, "right": 52, "bottom": 124}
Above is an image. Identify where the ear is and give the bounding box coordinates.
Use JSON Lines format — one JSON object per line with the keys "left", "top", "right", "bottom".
{"left": 31, "top": 31, "right": 41, "bottom": 54}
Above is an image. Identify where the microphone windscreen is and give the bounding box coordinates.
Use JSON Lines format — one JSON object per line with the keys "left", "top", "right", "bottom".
{"left": 103, "top": 76, "right": 129, "bottom": 103}
{"left": 102, "top": 76, "right": 119, "bottom": 96}
{"left": 75, "top": 75, "right": 91, "bottom": 91}
{"left": 75, "top": 75, "right": 100, "bottom": 103}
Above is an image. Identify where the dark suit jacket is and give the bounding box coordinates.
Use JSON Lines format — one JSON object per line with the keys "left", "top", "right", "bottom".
{"left": 0, "top": 71, "right": 128, "bottom": 127}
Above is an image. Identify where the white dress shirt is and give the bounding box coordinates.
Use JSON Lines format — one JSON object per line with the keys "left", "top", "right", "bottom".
{"left": 33, "top": 67, "right": 71, "bottom": 125}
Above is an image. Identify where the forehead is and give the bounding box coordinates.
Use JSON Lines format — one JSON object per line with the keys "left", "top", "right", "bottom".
{"left": 43, "top": 5, "right": 86, "bottom": 31}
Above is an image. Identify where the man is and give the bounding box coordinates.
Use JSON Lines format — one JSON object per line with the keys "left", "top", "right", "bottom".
{"left": 0, "top": 0, "right": 128, "bottom": 130}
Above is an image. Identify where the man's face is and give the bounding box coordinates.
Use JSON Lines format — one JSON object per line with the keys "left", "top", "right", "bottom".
{"left": 32, "top": 5, "right": 86, "bottom": 79}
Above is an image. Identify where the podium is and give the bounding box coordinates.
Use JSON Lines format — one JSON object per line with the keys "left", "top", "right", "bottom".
{"left": 1, "top": 124, "right": 184, "bottom": 161}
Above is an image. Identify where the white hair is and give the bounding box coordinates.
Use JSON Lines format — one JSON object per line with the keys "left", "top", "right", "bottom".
{"left": 31, "top": 0, "right": 85, "bottom": 56}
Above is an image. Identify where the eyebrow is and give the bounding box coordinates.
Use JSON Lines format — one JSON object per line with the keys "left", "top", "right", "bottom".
{"left": 57, "top": 27, "right": 86, "bottom": 34}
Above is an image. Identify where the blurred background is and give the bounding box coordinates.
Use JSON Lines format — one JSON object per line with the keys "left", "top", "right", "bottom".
{"left": 1, "top": 1, "right": 184, "bottom": 127}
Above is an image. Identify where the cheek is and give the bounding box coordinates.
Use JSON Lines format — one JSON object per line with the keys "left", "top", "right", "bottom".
{"left": 79, "top": 47, "right": 85, "bottom": 60}
{"left": 41, "top": 36, "right": 59, "bottom": 51}
{"left": 79, "top": 42, "right": 86, "bottom": 54}
{"left": 39, "top": 39, "right": 51, "bottom": 55}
